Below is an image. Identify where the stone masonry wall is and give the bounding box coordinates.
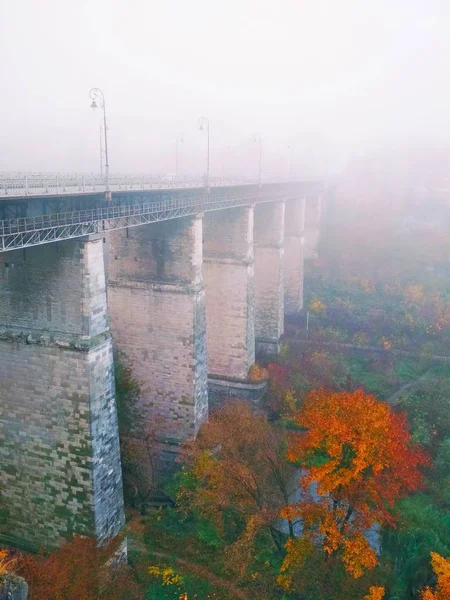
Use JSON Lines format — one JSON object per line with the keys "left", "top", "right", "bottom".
{"left": 304, "top": 195, "right": 322, "bottom": 260}
{"left": 254, "top": 201, "right": 285, "bottom": 355}
{"left": 203, "top": 207, "right": 255, "bottom": 379}
{"left": 0, "top": 238, "right": 124, "bottom": 550}
{"left": 0, "top": 240, "right": 108, "bottom": 339}
{"left": 108, "top": 217, "right": 208, "bottom": 444}
{"left": 284, "top": 198, "right": 305, "bottom": 315}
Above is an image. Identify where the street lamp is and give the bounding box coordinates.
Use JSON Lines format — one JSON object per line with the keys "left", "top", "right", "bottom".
{"left": 253, "top": 132, "right": 262, "bottom": 188}
{"left": 90, "top": 88, "right": 111, "bottom": 201}
{"left": 175, "top": 136, "right": 184, "bottom": 178}
{"left": 198, "top": 117, "right": 210, "bottom": 191}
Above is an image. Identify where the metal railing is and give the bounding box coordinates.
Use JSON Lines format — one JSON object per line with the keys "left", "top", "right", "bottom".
{"left": 0, "top": 188, "right": 292, "bottom": 251}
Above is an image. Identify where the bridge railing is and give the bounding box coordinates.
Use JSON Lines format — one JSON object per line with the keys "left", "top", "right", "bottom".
{"left": 0, "top": 175, "right": 263, "bottom": 198}
{"left": 0, "top": 187, "right": 294, "bottom": 251}
{"left": 0, "top": 189, "right": 269, "bottom": 234}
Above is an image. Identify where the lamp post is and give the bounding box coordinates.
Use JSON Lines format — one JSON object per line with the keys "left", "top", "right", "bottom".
{"left": 99, "top": 120, "right": 104, "bottom": 178}
{"left": 253, "top": 132, "right": 262, "bottom": 187}
{"left": 90, "top": 88, "right": 111, "bottom": 201}
{"left": 175, "top": 136, "right": 184, "bottom": 179}
{"left": 198, "top": 117, "right": 210, "bottom": 191}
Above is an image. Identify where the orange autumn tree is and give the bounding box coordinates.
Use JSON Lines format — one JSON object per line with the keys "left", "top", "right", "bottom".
{"left": 421, "top": 553, "right": 450, "bottom": 600}
{"left": 180, "top": 401, "right": 297, "bottom": 575}
{"left": 363, "top": 587, "right": 385, "bottom": 600}
{"left": 280, "top": 389, "right": 429, "bottom": 584}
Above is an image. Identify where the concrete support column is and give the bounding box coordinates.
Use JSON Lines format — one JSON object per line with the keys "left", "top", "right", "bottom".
{"left": 304, "top": 195, "right": 322, "bottom": 259}
{"left": 254, "top": 201, "right": 285, "bottom": 356}
{"left": 0, "top": 237, "right": 125, "bottom": 551}
{"left": 108, "top": 216, "right": 208, "bottom": 446}
{"left": 203, "top": 206, "right": 255, "bottom": 380}
{"left": 284, "top": 197, "right": 306, "bottom": 316}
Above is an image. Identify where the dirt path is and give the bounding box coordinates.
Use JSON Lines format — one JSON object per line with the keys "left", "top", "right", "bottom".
{"left": 149, "top": 550, "right": 250, "bottom": 600}
{"left": 387, "top": 370, "right": 434, "bottom": 405}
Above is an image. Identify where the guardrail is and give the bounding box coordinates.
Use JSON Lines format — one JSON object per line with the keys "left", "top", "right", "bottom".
{"left": 0, "top": 188, "right": 292, "bottom": 251}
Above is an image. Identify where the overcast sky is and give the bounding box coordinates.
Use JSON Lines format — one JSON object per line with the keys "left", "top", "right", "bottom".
{"left": 1, "top": 0, "right": 449, "bottom": 176}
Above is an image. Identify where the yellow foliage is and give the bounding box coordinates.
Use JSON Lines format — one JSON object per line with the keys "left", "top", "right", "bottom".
{"left": 276, "top": 573, "right": 292, "bottom": 591}
{"left": 342, "top": 534, "right": 377, "bottom": 578}
{"left": 404, "top": 284, "right": 424, "bottom": 305}
{"left": 148, "top": 565, "right": 184, "bottom": 586}
{"left": 420, "top": 552, "right": 450, "bottom": 600}
{"left": 0, "top": 549, "right": 15, "bottom": 580}
{"left": 280, "top": 538, "right": 313, "bottom": 573}
{"left": 379, "top": 336, "right": 393, "bottom": 350}
{"left": 247, "top": 364, "right": 269, "bottom": 382}
{"left": 360, "top": 279, "right": 375, "bottom": 294}
{"left": 309, "top": 297, "right": 326, "bottom": 313}
{"left": 283, "top": 390, "right": 297, "bottom": 414}
{"left": 363, "top": 586, "right": 385, "bottom": 600}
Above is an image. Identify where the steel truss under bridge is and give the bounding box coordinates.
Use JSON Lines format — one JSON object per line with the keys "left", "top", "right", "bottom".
{"left": 1, "top": 189, "right": 293, "bottom": 252}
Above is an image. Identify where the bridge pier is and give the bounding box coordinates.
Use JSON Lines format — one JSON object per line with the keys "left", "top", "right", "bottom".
{"left": 303, "top": 195, "right": 322, "bottom": 260}
{"left": 284, "top": 197, "right": 306, "bottom": 316}
{"left": 254, "top": 201, "right": 285, "bottom": 356}
{"left": 108, "top": 216, "right": 208, "bottom": 455}
{"left": 0, "top": 237, "right": 124, "bottom": 550}
{"left": 203, "top": 206, "right": 255, "bottom": 380}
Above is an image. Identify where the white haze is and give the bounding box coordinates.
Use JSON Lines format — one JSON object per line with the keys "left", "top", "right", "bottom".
{"left": 0, "top": 0, "right": 449, "bottom": 178}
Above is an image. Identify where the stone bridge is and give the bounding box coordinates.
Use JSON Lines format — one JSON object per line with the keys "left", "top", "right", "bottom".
{"left": 0, "top": 181, "right": 322, "bottom": 551}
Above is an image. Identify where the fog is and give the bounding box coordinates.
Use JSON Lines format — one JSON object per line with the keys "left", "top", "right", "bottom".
{"left": 1, "top": 0, "right": 449, "bottom": 177}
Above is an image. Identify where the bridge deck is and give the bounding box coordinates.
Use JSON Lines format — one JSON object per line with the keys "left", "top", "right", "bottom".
{"left": 0, "top": 176, "right": 258, "bottom": 199}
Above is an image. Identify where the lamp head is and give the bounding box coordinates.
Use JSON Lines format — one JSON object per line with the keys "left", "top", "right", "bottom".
{"left": 198, "top": 117, "right": 208, "bottom": 131}
{"left": 90, "top": 100, "right": 98, "bottom": 110}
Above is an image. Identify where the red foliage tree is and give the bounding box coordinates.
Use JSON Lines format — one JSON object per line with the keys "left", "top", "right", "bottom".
{"left": 280, "top": 389, "right": 429, "bottom": 584}
{"left": 17, "top": 536, "right": 143, "bottom": 600}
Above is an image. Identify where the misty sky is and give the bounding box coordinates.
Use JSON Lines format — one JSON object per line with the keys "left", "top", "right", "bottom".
{"left": 1, "top": 0, "right": 449, "bottom": 176}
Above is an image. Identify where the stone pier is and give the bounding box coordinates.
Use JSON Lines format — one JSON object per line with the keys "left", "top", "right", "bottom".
{"left": 108, "top": 216, "right": 208, "bottom": 449}
{"left": 0, "top": 237, "right": 125, "bottom": 551}
{"left": 284, "top": 197, "right": 306, "bottom": 316}
{"left": 203, "top": 206, "right": 255, "bottom": 380}
{"left": 254, "top": 201, "right": 285, "bottom": 356}
{"left": 304, "top": 195, "right": 322, "bottom": 260}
